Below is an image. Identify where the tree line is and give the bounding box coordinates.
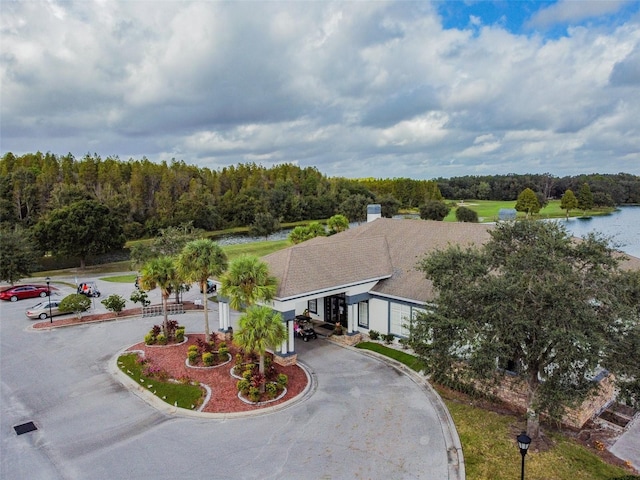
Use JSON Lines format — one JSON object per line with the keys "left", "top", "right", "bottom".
{"left": 1, "top": 151, "right": 639, "bottom": 279}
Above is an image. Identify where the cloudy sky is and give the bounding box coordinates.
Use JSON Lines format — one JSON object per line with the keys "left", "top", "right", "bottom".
{"left": 2, "top": 1, "right": 639, "bottom": 180}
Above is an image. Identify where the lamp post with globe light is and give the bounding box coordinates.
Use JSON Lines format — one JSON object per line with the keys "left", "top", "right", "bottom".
{"left": 517, "top": 431, "right": 532, "bottom": 480}
{"left": 45, "top": 277, "right": 53, "bottom": 323}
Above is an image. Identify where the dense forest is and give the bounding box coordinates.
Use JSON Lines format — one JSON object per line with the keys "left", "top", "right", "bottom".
{"left": 1, "top": 151, "right": 639, "bottom": 242}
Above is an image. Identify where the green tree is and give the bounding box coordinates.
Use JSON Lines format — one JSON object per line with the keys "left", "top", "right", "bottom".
{"left": 249, "top": 212, "right": 280, "bottom": 240}
{"left": 338, "top": 194, "right": 369, "bottom": 223}
{"left": 412, "top": 220, "right": 638, "bottom": 438}
{"left": 219, "top": 255, "right": 277, "bottom": 311}
{"left": 101, "top": 294, "right": 126, "bottom": 316}
{"left": 560, "top": 189, "right": 579, "bottom": 219}
{"left": 0, "top": 227, "right": 40, "bottom": 284}
{"left": 139, "top": 256, "right": 179, "bottom": 336}
{"left": 59, "top": 293, "right": 91, "bottom": 320}
{"left": 377, "top": 194, "right": 401, "bottom": 218}
{"left": 419, "top": 200, "right": 450, "bottom": 221}
{"left": 577, "top": 183, "right": 594, "bottom": 215}
{"left": 327, "top": 214, "right": 349, "bottom": 235}
{"left": 33, "top": 200, "right": 125, "bottom": 269}
{"left": 455, "top": 206, "right": 479, "bottom": 223}
{"left": 288, "top": 222, "right": 326, "bottom": 244}
{"left": 234, "top": 305, "right": 287, "bottom": 392}
{"left": 514, "top": 188, "right": 541, "bottom": 217}
{"left": 176, "top": 239, "right": 228, "bottom": 341}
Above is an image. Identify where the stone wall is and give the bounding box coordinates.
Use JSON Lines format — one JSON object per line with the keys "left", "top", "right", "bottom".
{"left": 485, "top": 373, "right": 615, "bottom": 429}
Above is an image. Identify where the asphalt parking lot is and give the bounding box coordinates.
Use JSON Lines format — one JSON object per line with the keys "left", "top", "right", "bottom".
{"left": 1, "top": 275, "right": 462, "bottom": 480}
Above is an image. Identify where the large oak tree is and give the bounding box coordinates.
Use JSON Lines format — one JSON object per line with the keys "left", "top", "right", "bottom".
{"left": 412, "top": 220, "right": 640, "bottom": 437}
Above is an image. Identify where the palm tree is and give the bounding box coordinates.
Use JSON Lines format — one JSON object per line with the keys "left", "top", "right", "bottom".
{"left": 219, "top": 255, "right": 277, "bottom": 311}
{"left": 139, "top": 256, "right": 178, "bottom": 336}
{"left": 235, "top": 305, "right": 287, "bottom": 391}
{"left": 176, "top": 239, "right": 228, "bottom": 341}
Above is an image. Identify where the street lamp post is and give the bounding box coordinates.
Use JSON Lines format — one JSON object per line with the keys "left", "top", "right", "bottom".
{"left": 45, "top": 277, "right": 53, "bottom": 323}
{"left": 517, "top": 431, "right": 532, "bottom": 480}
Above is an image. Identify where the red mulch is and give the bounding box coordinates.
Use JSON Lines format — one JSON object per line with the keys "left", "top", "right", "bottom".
{"left": 126, "top": 334, "right": 308, "bottom": 413}
{"left": 33, "top": 304, "right": 309, "bottom": 414}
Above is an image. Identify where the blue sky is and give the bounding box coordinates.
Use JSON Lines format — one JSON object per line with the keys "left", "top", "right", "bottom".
{"left": 1, "top": 1, "right": 639, "bottom": 179}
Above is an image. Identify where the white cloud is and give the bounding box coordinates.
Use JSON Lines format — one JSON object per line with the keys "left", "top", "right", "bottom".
{"left": 1, "top": 1, "right": 639, "bottom": 180}
{"left": 526, "top": 0, "right": 631, "bottom": 29}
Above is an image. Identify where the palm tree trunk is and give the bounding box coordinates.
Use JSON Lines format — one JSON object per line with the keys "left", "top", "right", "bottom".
{"left": 259, "top": 354, "right": 266, "bottom": 393}
{"left": 162, "top": 294, "right": 169, "bottom": 337}
{"left": 202, "top": 281, "right": 210, "bottom": 342}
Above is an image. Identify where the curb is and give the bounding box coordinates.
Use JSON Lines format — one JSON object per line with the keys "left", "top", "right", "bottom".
{"left": 330, "top": 342, "right": 466, "bottom": 480}
{"left": 109, "top": 340, "right": 316, "bottom": 420}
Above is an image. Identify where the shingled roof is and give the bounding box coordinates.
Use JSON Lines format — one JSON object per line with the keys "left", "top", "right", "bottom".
{"left": 263, "top": 218, "right": 493, "bottom": 303}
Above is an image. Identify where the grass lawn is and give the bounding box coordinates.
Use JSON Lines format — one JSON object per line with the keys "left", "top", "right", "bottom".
{"left": 442, "top": 199, "right": 615, "bottom": 222}
{"left": 118, "top": 352, "right": 204, "bottom": 410}
{"left": 355, "top": 342, "right": 636, "bottom": 480}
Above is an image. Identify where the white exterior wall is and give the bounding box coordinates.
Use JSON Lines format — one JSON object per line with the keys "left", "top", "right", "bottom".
{"left": 367, "top": 297, "right": 389, "bottom": 334}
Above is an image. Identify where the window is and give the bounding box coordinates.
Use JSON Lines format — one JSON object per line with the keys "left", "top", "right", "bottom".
{"left": 390, "top": 304, "right": 424, "bottom": 337}
{"left": 358, "top": 301, "right": 369, "bottom": 328}
{"left": 307, "top": 299, "right": 317, "bottom": 314}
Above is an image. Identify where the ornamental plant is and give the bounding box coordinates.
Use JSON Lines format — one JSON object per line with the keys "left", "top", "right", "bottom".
{"left": 101, "top": 294, "right": 126, "bottom": 315}
{"left": 202, "top": 352, "right": 214, "bottom": 366}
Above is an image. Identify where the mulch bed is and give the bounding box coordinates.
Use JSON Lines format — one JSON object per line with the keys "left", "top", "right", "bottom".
{"left": 126, "top": 334, "right": 308, "bottom": 413}
{"left": 32, "top": 304, "right": 309, "bottom": 414}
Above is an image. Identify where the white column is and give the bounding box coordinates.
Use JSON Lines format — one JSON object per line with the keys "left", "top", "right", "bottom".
{"left": 219, "top": 301, "right": 230, "bottom": 331}
{"left": 288, "top": 320, "right": 295, "bottom": 352}
{"left": 280, "top": 320, "right": 289, "bottom": 355}
{"left": 348, "top": 304, "right": 357, "bottom": 333}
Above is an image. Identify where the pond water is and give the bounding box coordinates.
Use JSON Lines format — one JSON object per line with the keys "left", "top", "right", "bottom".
{"left": 557, "top": 206, "right": 640, "bottom": 258}
{"left": 215, "top": 206, "right": 640, "bottom": 259}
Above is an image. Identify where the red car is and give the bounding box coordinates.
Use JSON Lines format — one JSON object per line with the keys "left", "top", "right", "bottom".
{"left": 0, "top": 285, "right": 50, "bottom": 302}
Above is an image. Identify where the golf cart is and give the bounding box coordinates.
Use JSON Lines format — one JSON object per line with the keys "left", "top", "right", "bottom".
{"left": 77, "top": 281, "right": 101, "bottom": 298}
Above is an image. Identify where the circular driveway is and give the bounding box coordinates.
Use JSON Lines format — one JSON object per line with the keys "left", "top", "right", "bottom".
{"left": 1, "top": 276, "right": 463, "bottom": 480}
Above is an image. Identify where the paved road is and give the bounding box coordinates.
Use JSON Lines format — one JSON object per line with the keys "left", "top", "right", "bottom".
{"left": 1, "top": 275, "right": 463, "bottom": 479}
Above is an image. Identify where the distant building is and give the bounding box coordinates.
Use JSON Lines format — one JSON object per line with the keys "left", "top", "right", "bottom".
{"left": 498, "top": 208, "right": 517, "bottom": 220}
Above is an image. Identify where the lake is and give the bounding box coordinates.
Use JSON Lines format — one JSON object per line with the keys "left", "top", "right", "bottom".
{"left": 217, "top": 206, "right": 640, "bottom": 259}
{"left": 558, "top": 206, "right": 640, "bottom": 258}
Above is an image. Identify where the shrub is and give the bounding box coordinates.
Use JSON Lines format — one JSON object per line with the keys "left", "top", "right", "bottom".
{"left": 101, "top": 294, "right": 126, "bottom": 315}
{"left": 175, "top": 328, "right": 185, "bottom": 342}
{"left": 156, "top": 333, "right": 167, "bottom": 345}
{"left": 266, "top": 382, "right": 278, "bottom": 399}
{"left": 242, "top": 368, "right": 254, "bottom": 381}
{"left": 187, "top": 350, "right": 199, "bottom": 364}
{"left": 369, "top": 330, "right": 380, "bottom": 340}
{"left": 59, "top": 294, "right": 91, "bottom": 319}
{"left": 382, "top": 333, "right": 395, "bottom": 344}
{"left": 398, "top": 338, "right": 410, "bottom": 350}
{"left": 130, "top": 289, "right": 150, "bottom": 307}
{"left": 248, "top": 387, "right": 260, "bottom": 402}
{"left": 237, "top": 378, "right": 250, "bottom": 394}
{"left": 277, "top": 373, "right": 288, "bottom": 388}
{"left": 144, "top": 332, "right": 156, "bottom": 345}
{"left": 218, "top": 345, "right": 229, "bottom": 357}
{"left": 202, "top": 352, "right": 214, "bottom": 366}
{"left": 456, "top": 206, "right": 479, "bottom": 223}
{"left": 188, "top": 345, "right": 198, "bottom": 353}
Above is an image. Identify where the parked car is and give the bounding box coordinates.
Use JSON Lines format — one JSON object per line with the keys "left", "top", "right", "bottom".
{"left": 77, "top": 282, "right": 101, "bottom": 297}
{"left": 25, "top": 298, "right": 64, "bottom": 320}
{"left": 0, "top": 285, "right": 49, "bottom": 302}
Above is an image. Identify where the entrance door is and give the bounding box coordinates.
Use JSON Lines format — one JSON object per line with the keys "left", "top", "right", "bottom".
{"left": 324, "top": 294, "right": 346, "bottom": 327}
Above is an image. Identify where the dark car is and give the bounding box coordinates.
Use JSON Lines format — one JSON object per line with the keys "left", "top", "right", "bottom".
{"left": 0, "top": 285, "right": 49, "bottom": 302}
{"left": 200, "top": 279, "right": 216, "bottom": 294}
